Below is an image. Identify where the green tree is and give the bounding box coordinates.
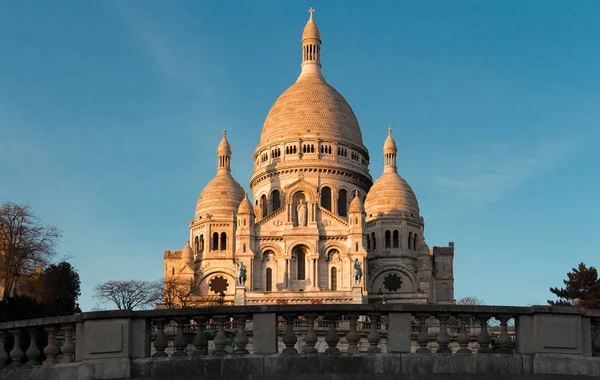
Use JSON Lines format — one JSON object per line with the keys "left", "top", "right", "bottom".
{"left": 548, "top": 262, "right": 600, "bottom": 309}
{"left": 41, "top": 261, "right": 81, "bottom": 315}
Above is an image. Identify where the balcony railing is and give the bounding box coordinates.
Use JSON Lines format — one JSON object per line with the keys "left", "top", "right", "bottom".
{"left": 0, "top": 304, "right": 598, "bottom": 378}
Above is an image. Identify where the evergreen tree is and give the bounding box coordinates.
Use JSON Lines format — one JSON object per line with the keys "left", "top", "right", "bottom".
{"left": 42, "top": 261, "right": 81, "bottom": 316}
{"left": 548, "top": 262, "right": 600, "bottom": 309}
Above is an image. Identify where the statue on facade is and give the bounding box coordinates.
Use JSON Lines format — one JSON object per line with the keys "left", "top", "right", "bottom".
{"left": 353, "top": 258, "right": 362, "bottom": 285}
{"left": 296, "top": 199, "right": 307, "bottom": 227}
{"left": 236, "top": 261, "right": 247, "bottom": 287}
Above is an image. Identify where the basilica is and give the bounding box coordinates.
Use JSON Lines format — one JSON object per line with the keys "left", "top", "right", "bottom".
{"left": 163, "top": 11, "right": 455, "bottom": 306}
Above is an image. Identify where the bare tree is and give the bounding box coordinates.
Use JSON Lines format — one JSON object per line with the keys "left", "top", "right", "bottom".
{"left": 0, "top": 203, "right": 61, "bottom": 300}
{"left": 93, "top": 280, "right": 161, "bottom": 310}
{"left": 457, "top": 296, "right": 486, "bottom": 306}
{"left": 161, "top": 277, "right": 200, "bottom": 309}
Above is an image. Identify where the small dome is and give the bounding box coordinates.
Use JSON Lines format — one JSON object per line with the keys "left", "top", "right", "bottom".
{"left": 364, "top": 172, "right": 420, "bottom": 218}
{"left": 302, "top": 18, "right": 320, "bottom": 41}
{"left": 195, "top": 172, "right": 245, "bottom": 219}
{"left": 237, "top": 193, "right": 253, "bottom": 214}
{"left": 348, "top": 191, "right": 365, "bottom": 214}
{"left": 182, "top": 241, "right": 193, "bottom": 260}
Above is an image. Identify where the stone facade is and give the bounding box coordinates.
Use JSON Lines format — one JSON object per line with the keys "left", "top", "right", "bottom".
{"left": 163, "top": 12, "right": 455, "bottom": 306}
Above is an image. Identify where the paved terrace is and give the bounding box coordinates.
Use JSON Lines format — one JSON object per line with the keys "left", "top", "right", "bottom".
{"left": 0, "top": 304, "right": 599, "bottom": 379}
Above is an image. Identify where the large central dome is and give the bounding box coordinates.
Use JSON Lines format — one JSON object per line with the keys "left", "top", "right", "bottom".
{"left": 259, "top": 75, "right": 364, "bottom": 148}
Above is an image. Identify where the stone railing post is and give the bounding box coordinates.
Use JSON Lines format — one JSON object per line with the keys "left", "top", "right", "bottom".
{"left": 253, "top": 313, "right": 278, "bottom": 354}
{"left": 152, "top": 318, "right": 169, "bottom": 357}
{"left": 346, "top": 313, "right": 361, "bottom": 353}
{"left": 324, "top": 313, "right": 340, "bottom": 354}
{"left": 476, "top": 314, "right": 492, "bottom": 354}
{"left": 43, "top": 326, "right": 59, "bottom": 366}
{"left": 436, "top": 314, "right": 452, "bottom": 353}
{"left": 456, "top": 314, "right": 472, "bottom": 354}
{"left": 496, "top": 315, "right": 513, "bottom": 354}
{"left": 172, "top": 318, "right": 188, "bottom": 357}
{"left": 9, "top": 329, "right": 24, "bottom": 367}
{"left": 416, "top": 313, "right": 431, "bottom": 353}
{"left": 25, "top": 328, "right": 41, "bottom": 366}
{"left": 0, "top": 331, "right": 8, "bottom": 369}
{"left": 234, "top": 315, "right": 249, "bottom": 354}
{"left": 367, "top": 313, "right": 382, "bottom": 353}
{"left": 282, "top": 313, "right": 298, "bottom": 355}
{"left": 212, "top": 315, "right": 229, "bottom": 355}
{"left": 303, "top": 313, "right": 318, "bottom": 354}
{"left": 192, "top": 316, "right": 208, "bottom": 356}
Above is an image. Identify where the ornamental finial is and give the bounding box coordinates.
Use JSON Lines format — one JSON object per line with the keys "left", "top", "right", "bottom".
{"left": 223, "top": 129, "right": 227, "bottom": 137}
{"left": 388, "top": 127, "right": 392, "bottom": 136}
{"left": 308, "top": 7, "right": 315, "bottom": 19}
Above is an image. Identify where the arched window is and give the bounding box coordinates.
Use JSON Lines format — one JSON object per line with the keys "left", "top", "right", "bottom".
{"left": 243, "top": 218, "right": 246, "bottom": 226}
{"left": 413, "top": 233, "right": 418, "bottom": 251}
{"left": 408, "top": 232, "right": 413, "bottom": 250}
{"left": 220, "top": 232, "right": 227, "bottom": 250}
{"left": 371, "top": 232, "right": 376, "bottom": 249}
{"left": 271, "top": 190, "right": 280, "bottom": 211}
{"left": 199, "top": 235, "right": 204, "bottom": 253}
{"left": 296, "top": 249, "right": 305, "bottom": 280}
{"left": 243, "top": 243, "right": 246, "bottom": 253}
{"left": 338, "top": 189, "right": 348, "bottom": 217}
{"left": 212, "top": 232, "right": 219, "bottom": 250}
{"left": 331, "top": 267, "right": 337, "bottom": 290}
{"left": 320, "top": 186, "right": 332, "bottom": 211}
{"left": 393, "top": 230, "right": 399, "bottom": 248}
{"left": 194, "top": 236, "right": 199, "bottom": 254}
{"left": 385, "top": 230, "right": 391, "bottom": 249}
{"left": 367, "top": 235, "right": 371, "bottom": 250}
{"left": 171, "top": 267, "right": 175, "bottom": 276}
{"left": 266, "top": 268, "right": 272, "bottom": 291}
{"left": 260, "top": 194, "right": 267, "bottom": 218}
{"left": 356, "top": 242, "right": 359, "bottom": 251}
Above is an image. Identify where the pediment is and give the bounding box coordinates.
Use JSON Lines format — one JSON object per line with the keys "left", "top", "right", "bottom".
{"left": 284, "top": 174, "right": 318, "bottom": 202}
{"left": 179, "top": 262, "right": 195, "bottom": 275}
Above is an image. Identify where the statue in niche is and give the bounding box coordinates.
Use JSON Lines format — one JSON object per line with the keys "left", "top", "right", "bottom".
{"left": 236, "top": 261, "right": 247, "bottom": 287}
{"left": 353, "top": 258, "right": 363, "bottom": 285}
{"left": 296, "top": 199, "right": 307, "bottom": 227}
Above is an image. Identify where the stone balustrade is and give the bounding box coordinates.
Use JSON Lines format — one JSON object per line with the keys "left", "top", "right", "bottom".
{"left": 0, "top": 304, "right": 599, "bottom": 379}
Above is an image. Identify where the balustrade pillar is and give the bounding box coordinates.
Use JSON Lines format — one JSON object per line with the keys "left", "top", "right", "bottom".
{"left": 25, "top": 328, "right": 41, "bottom": 366}
{"left": 416, "top": 313, "right": 431, "bottom": 353}
{"left": 324, "top": 313, "right": 340, "bottom": 354}
{"left": 234, "top": 315, "right": 249, "bottom": 354}
{"left": 456, "top": 314, "right": 472, "bottom": 354}
{"left": 192, "top": 316, "right": 208, "bottom": 356}
{"left": 0, "top": 332, "right": 8, "bottom": 369}
{"left": 496, "top": 315, "right": 513, "bottom": 354}
{"left": 43, "top": 326, "right": 59, "bottom": 366}
{"left": 9, "top": 330, "right": 24, "bottom": 367}
{"left": 367, "top": 313, "right": 381, "bottom": 353}
{"left": 282, "top": 313, "right": 298, "bottom": 355}
{"left": 172, "top": 318, "right": 188, "bottom": 357}
{"left": 476, "top": 314, "right": 492, "bottom": 354}
{"left": 212, "top": 315, "right": 228, "bottom": 355}
{"left": 303, "top": 313, "right": 318, "bottom": 354}
{"left": 60, "top": 325, "right": 75, "bottom": 363}
{"left": 436, "top": 314, "right": 452, "bottom": 353}
{"left": 152, "top": 318, "right": 169, "bottom": 357}
{"left": 346, "top": 314, "right": 360, "bottom": 353}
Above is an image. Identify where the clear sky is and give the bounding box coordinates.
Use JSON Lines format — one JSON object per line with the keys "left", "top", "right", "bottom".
{"left": 1, "top": 1, "right": 599, "bottom": 311}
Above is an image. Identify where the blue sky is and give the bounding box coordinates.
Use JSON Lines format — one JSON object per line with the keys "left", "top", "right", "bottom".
{"left": 1, "top": 1, "right": 598, "bottom": 310}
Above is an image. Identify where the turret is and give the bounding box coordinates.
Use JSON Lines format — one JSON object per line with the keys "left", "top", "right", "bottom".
{"left": 298, "top": 7, "right": 324, "bottom": 80}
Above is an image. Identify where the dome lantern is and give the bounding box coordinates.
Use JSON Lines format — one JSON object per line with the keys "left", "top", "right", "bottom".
{"left": 299, "top": 7, "right": 323, "bottom": 80}
{"left": 217, "top": 129, "right": 232, "bottom": 172}
{"left": 383, "top": 127, "right": 398, "bottom": 173}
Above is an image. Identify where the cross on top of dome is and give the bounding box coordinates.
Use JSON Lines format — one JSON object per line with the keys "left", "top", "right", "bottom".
{"left": 308, "top": 7, "right": 315, "bottom": 19}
